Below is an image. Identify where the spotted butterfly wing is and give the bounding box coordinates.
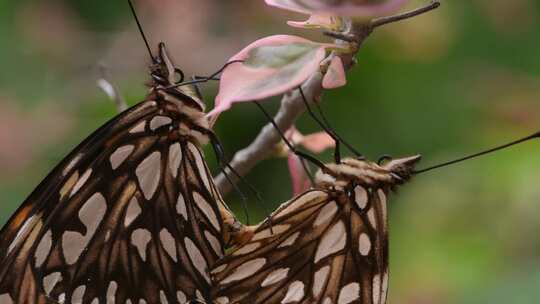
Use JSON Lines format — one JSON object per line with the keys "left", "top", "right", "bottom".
{"left": 211, "top": 156, "right": 421, "bottom": 304}
{"left": 0, "top": 43, "right": 239, "bottom": 304}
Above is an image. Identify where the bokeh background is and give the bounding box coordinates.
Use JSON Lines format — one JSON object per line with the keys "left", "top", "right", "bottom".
{"left": 1, "top": 0, "right": 540, "bottom": 303}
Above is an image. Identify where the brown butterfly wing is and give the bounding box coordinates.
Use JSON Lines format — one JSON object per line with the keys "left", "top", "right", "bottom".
{"left": 0, "top": 99, "right": 231, "bottom": 304}
{"left": 211, "top": 186, "right": 390, "bottom": 304}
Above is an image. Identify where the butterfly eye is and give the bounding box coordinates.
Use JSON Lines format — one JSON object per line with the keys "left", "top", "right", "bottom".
{"left": 378, "top": 154, "right": 393, "bottom": 165}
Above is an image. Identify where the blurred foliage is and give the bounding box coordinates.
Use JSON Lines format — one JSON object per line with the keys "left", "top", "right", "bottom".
{"left": 1, "top": 0, "right": 540, "bottom": 303}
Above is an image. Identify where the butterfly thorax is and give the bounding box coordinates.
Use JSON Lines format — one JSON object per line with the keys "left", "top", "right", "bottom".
{"left": 146, "top": 42, "right": 211, "bottom": 145}
{"left": 315, "top": 155, "right": 421, "bottom": 190}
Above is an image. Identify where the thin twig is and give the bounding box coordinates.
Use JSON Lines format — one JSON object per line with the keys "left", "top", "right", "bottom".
{"left": 371, "top": 1, "right": 441, "bottom": 28}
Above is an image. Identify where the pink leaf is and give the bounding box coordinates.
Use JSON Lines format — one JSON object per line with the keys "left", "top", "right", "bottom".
{"left": 301, "top": 131, "right": 336, "bottom": 153}
{"left": 288, "top": 153, "right": 311, "bottom": 195}
{"left": 266, "top": 0, "right": 409, "bottom": 17}
{"left": 287, "top": 14, "right": 337, "bottom": 29}
{"left": 322, "top": 56, "right": 347, "bottom": 89}
{"left": 208, "top": 35, "right": 333, "bottom": 117}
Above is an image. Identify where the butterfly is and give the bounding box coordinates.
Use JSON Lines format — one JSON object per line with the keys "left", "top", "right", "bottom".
{"left": 0, "top": 42, "right": 244, "bottom": 304}
{"left": 210, "top": 155, "right": 421, "bottom": 304}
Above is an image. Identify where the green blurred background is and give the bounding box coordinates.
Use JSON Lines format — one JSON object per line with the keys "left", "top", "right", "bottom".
{"left": 1, "top": 0, "right": 540, "bottom": 303}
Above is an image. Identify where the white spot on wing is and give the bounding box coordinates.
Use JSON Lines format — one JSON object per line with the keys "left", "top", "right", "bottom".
{"left": 8, "top": 215, "right": 37, "bottom": 253}
{"left": 136, "top": 151, "right": 162, "bottom": 200}
{"left": 313, "top": 201, "right": 338, "bottom": 227}
{"left": 62, "top": 193, "right": 107, "bottom": 264}
{"left": 315, "top": 221, "right": 346, "bottom": 263}
{"left": 129, "top": 121, "right": 146, "bottom": 133}
{"left": 338, "top": 283, "right": 360, "bottom": 304}
{"left": 70, "top": 168, "right": 92, "bottom": 197}
{"left": 261, "top": 268, "right": 289, "bottom": 287}
{"left": 131, "top": 229, "right": 152, "bottom": 261}
{"left": 160, "top": 290, "right": 168, "bottom": 304}
{"left": 221, "top": 258, "right": 266, "bottom": 284}
{"left": 150, "top": 116, "right": 172, "bottom": 131}
{"left": 276, "top": 191, "right": 327, "bottom": 219}
{"left": 71, "top": 285, "right": 86, "bottom": 303}
{"left": 367, "top": 207, "right": 377, "bottom": 229}
{"left": 358, "top": 233, "right": 371, "bottom": 256}
{"left": 372, "top": 273, "right": 381, "bottom": 304}
{"left": 354, "top": 186, "right": 368, "bottom": 210}
{"left": 35, "top": 230, "right": 52, "bottom": 267}
{"left": 252, "top": 225, "right": 290, "bottom": 241}
{"left": 106, "top": 281, "right": 117, "bottom": 304}
{"left": 110, "top": 145, "right": 134, "bottom": 170}
{"left": 381, "top": 270, "right": 389, "bottom": 304}
{"left": 204, "top": 230, "right": 222, "bottom": 256}
{"left": 176, "top": 193, "right": 187, "bottom": 220}
{"left": 278, "top": 232, "right": 300, "bottom": 248}
{"left": 168, "top": 143, "right": 182, "bottom": 178}
{"left": 233, "top": 242, "right": 261, "bottom": 256}
{"left": 193, "top": 192, "right": 220, "bottom": 231}
{"left": 160, "top": 229, "right": 177, "bottom": 262}
{"left": 177, "top": 291, "right": 187, "bottom": 303}
{"left": 43, "top": 272, "right": 62, "bottom": 295}
{"left": 185, "top": 237, "right": 210, "bottom": 283}
{"left": 211, "top": 264, "right": 227, "bottom": 274}
{"left": 195, "top": 290, "right": 204, "bottom": 302}
{"left": 215, "top": 297, "right": 229, "bottom": 304}
{"left": 63, "top": 153, "right": 83, "bottom": 176}
{"left": 187, "top": 143, "right": 211, "bottom": 190}
{"left": 124, "top": 197, "right": 141, "bottom": 227}
{"left": 378, "top": 189, "right": 387, "bottom": 229}
{"left": 0, "top": 293, "right": 13, "bottom": 304}
{"left": 312, "top": 266, "right": 330, "bottom": 297}
{"left": 282, "top": 281, "right": 305, "bottom": 303}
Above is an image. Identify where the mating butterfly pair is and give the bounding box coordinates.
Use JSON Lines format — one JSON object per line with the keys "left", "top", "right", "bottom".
{"left": 0, "top": 40, "right": 418, "bottom": 303}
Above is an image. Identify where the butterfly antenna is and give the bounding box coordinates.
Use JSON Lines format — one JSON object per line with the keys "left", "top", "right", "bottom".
{"left": 415, "top": 131, "right": 540, "bottom": 174}
{"left": 128, "top": 0, "right": 155, "bottom": 62}
{"left": 298, "top": 87, "right": 365, "bottom": 161}
{"left": 169, "top": 60, "right": 244, "bottom": 89}
{"left": 207, "top": 131, "right": 273, "bottom": 225}
{"left": 254, "top": 101, "right": 329, "bottom": 171}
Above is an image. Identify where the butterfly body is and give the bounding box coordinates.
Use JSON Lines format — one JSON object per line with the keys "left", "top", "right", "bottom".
{"left": 0, "top": 43, "right": 239, "bottom": 304}
{"left": 211, "top": 156, "right": 420, "bottom": 304}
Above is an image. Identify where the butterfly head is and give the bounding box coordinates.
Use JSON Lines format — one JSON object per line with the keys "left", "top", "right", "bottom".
{"left": 315, "top": 155, "right": 421, "bottom": 189}
{"left": 150, "top": 43, "right": 183, "bottom": 86}
{"left": 379, "top": 155, "right": 421, "bottom": 182}
{"left": 149, "top": 43, "right": 206, "bottom": 112}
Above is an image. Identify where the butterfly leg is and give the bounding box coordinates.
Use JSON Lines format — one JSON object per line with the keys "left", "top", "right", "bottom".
{"left": 298, "top": 87, "right": 365, "bottom": 161}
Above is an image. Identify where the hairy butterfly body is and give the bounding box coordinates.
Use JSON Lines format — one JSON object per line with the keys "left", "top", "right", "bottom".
{"left": 0, "top": 43, "right": 240, "bottom": 304}
{"left": 211, "top": 156, "right": 421, "bottom": 304}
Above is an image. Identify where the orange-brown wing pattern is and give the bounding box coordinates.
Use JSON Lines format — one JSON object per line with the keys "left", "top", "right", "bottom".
{"left": 0, "top": 100, "right": 231, "bottom": 304}
{"left": 211, "top": 185, "right": 390, "bottom": 304}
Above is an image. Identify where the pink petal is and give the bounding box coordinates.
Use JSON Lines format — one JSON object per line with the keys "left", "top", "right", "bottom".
{"left": 322, "top": 56, "right": 347, "bottom": 89}
{"left": 301, "top": 131, "right": 335, "bottom": 153}
{"left": 208, "top": 35, "right": 329, "bottom": 117}
{"left": 266, "top": 0, "right": 409, "bottom": 17}
{"left": 266, "top": 0, "right": 312, "bottom": 14}
{"left": 288, "top": 153, "right": 311, "bottom": 195}
{"left": 287, "top": 14, "right": 336, "bottom": 29}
